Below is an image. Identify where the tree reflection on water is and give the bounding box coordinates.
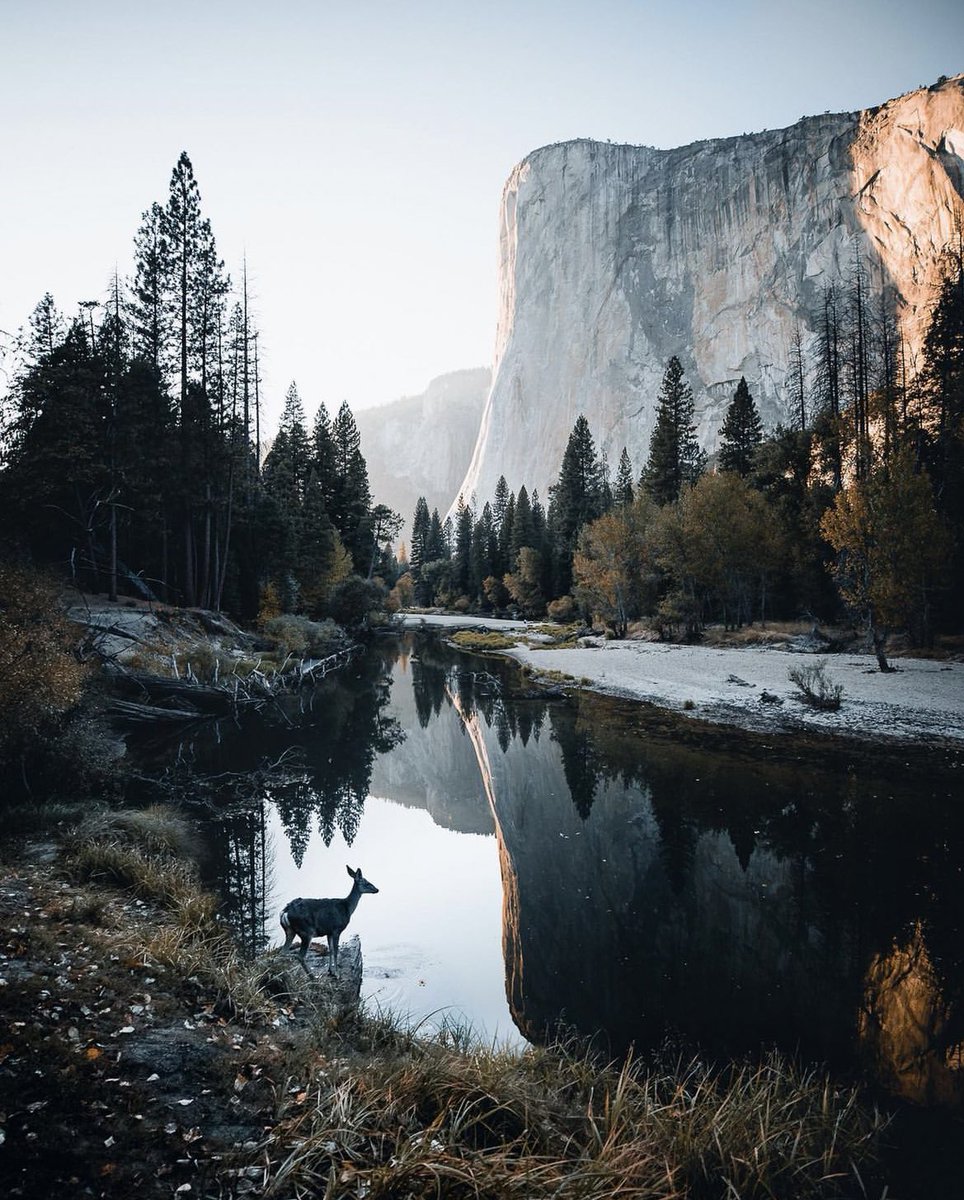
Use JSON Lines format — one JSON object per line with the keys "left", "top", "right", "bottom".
{"left": 154, "top": 634, "right": 964, "bottom": 1104}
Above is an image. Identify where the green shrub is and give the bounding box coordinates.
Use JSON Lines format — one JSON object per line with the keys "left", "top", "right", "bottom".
{"left": 262, "top": 614, "right": 344, "bottom": 658}
{"left": 325, "top": 575, "right": 388, "bottom": 632}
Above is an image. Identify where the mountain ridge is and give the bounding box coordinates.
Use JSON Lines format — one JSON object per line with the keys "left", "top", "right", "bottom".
{"left": 452, "top": 74, "right": 964, "bottom": 511}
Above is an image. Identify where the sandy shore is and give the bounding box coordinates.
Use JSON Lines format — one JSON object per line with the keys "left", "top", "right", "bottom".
{"left": 400, "top": 614, "right": 964, "bottom": 746}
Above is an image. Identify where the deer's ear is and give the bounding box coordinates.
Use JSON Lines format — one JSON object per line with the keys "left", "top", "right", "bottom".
{"left": 347, "top": 865, "right": 357, "bottom": 878}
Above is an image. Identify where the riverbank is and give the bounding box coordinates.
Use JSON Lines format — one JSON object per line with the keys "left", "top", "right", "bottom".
{"left": 0, "top": 808, "right": 889, "bottom": 1199}
{"left": 400, "top": 614, "right": 964, "bottom": 747}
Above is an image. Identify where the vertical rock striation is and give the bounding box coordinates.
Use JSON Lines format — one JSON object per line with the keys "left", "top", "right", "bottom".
{"left": 457, "top": 76, "right": 964, "bottom": 507}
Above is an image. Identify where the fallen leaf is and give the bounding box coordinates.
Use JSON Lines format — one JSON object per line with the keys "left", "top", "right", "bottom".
{"left": 85, "top": 1046, "right": 102, "bottom": 1060}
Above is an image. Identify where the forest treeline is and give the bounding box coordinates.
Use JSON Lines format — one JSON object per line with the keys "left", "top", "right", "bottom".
{"left": 0, "top": 152, "right": 399, "bottom": 627}
{"left": 1, "top": 152, "right": 961, "bottom": 668}
{"left": 405, "top": 241, "right": 964, "bottom": 667}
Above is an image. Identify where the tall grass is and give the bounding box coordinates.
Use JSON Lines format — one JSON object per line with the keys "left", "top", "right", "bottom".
{"left": 60, "top": 805, "right": 281, "bottom": 1022}
{"left": 257, "top": 1023, "right": 886, "bottom": 1200}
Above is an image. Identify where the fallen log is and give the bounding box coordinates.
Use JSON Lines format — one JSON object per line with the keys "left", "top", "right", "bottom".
{"left": 109, "top": 698, "right": 203, "bottom": 724}
{"left": 107, "top": 666, "right": 237, "bottom": 713}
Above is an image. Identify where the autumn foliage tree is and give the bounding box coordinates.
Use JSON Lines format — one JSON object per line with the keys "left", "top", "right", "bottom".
{"left": 0, "top": 564, "right": 88, "bottom": 775}
{"left": 573, "top": 496, "right": 660, "bottom": 636}
{"left": 820, "top": 451, "right": 949, "bottom": 669}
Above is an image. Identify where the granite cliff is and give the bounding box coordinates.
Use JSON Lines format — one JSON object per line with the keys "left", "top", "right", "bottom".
{"left": 356, "top": 367, "right": 489, "bottom": 540}
{"left": 456, "top": 76, "right": 964, "bottom": 506}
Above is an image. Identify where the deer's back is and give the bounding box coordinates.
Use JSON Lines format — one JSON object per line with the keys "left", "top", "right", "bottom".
{"left": 283, "top": 896, "right": 351, "bottom": 936}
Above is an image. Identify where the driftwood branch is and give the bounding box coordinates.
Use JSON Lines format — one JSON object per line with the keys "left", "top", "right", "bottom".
{"left": 104, "top": 645, "right": 361, "bottom": 726}
{"left": 108, "top": 698, "right": 204, "bottom": 724}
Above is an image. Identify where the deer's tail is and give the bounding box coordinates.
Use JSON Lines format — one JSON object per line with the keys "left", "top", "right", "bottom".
{"left": 280, "top": 906, "right": 290, "bottom": 931}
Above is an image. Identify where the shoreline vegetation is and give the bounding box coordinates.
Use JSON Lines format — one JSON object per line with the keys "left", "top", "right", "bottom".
{"left": 0, "top": 806, "right": 890, "bottom": 1199}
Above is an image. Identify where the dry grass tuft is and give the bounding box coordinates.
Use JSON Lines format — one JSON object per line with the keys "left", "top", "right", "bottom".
{"left": 255, "top": 1024, "right": 886, "bottom": 1200}
{"left": 788, "top": 661, "right": 844, "bottom": 711}
{"left": 66, "top": 804, "right": 199, "bottom": 859}
{"left": 61, "top": 806, "right": 277, "bottom": 1022}
{"left": 450, "top": 630, "right": 518, "bottom": 652}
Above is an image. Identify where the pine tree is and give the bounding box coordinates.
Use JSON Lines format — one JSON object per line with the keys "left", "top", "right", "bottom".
{"left": 329, "top": 401, "right": 372, "bottom": 571}
{"left": 191, "top": 217, "right": 229, "bottom": 397}
{"left": 452, "top": 497, "right": 474, "bottom": 596}
{"left": 530, "top": 488, "right": 547, "bottom": 551}
{"left": 311, "top": 401, "right": 338, "bottom": 510}
{"left": 410, "top": 496, "right": 430, "bottom": 579}
{"left": 495, "top": 484, "right": 514, "bottom": 576}
{"left": 919, "top": 236, "right": 964, "bottom": 618}
{"left": 615, "top": 447, "right": 634, "bottom": 506}
{"left": 550, "top": 414, "right": 606, "bottom": 593}
{"left": 278, "top": 382, "right": 311, "bottom": 498}
{"left": 161, "top": 151, "right": 203, "bottom": 416}
{"left": 129, "top": 203, "right": 168, "bottom": 373}
{"left": 4, "top": 321, "right": 110, "bottom": 586}
{"left": 493, "top": 475, "right": 510, "bottom": 534}
{"left": 510, "top": 485, "right": 536, "bottom": 563}
{"left": 812, "top": 283, "right": 843, "bottom": 491}
{"left": 26, "top": 293, "right": 65, "bottom": 362}
{"left": 787, "top": 326, "right": 807, "bottom": 432}
{"left": 641, "top": 357, "right": 706, "bottom": 505}
{"left": 718, "top": 377, "right": 763, "bottom": 476}
{"left": 427, "top": 509, "right": 447, "bottom": 561}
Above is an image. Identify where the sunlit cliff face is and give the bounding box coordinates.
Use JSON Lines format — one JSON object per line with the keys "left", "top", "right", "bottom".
{"left": 859, "top": 921, "right": 964, "bottom": 1107}
{"left": 456, "top": 77, "right": 964, "bottom": 511}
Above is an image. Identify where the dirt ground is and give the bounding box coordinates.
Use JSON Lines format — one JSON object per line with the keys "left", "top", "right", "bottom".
{"left": 0, "top": 846, "right": 323, "bottom": 1199}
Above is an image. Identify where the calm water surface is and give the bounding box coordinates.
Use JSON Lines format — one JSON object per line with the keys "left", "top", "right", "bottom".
{"left": 159, "top": 634, "right": 964, "bottom": 1107}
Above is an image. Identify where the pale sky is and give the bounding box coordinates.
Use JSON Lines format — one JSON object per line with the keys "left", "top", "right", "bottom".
{"left": 1, "top": 1, "right": 961, "bottom": 432}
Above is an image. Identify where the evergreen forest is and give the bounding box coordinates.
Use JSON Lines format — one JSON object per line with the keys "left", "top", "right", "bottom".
{"left": 1, "top": 152, "right": 962, "bottom": 667}
{"left": 406, "top": 243, "right": 964, "bottom": 664}
{"left": 0, "top": 153, "right": 399, "bottom": 628}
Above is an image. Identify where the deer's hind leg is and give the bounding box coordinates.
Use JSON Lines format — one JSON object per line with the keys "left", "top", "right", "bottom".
{"left": 297, "top": 935, "right": 314, "bottom": 977}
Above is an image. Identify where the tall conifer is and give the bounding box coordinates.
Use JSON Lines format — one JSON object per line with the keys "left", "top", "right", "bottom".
{"left": 640, "top": 357, "right": 706, "bottom": 505}
{"left": 718, "top": 377, "right": 763, "bottom": 477}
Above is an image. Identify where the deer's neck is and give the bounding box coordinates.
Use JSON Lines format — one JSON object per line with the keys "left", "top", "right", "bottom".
{"left": 345, "top": 880, "right": 363, "bottom": 915}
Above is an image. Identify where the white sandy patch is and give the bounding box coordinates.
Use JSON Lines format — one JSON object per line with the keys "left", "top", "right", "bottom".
{"left": 400, "top": 614, "right": 964, "bottom": 745}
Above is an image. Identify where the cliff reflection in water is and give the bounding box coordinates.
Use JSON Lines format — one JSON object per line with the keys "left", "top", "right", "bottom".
{"left": 402, "top": 638, "right": 964, "bottom": 1091}
{"left": 174, "top": 635, "right": 964, "bottom": 1099}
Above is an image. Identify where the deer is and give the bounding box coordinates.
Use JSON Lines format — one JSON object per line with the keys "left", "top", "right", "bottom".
{"left": 279, "top": 866, "right": 379, "bottom": 977}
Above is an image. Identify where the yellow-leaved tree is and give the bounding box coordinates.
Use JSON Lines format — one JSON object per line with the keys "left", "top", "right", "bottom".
{"left": 573, "top": 496, "right": 660, "bottom": 636}
{"left": 653, "top": 473, "right": 784, "bottom": 637}
{"left": 820, "top": 451, "right": 949, "bottom": 671}
{"left": 0, "top": 564, "right": 88, "bottom": 770}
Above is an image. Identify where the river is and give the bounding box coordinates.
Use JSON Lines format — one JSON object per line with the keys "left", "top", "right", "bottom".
{"left": 151, "top": 633, "right": 964, "bottom": 1110}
